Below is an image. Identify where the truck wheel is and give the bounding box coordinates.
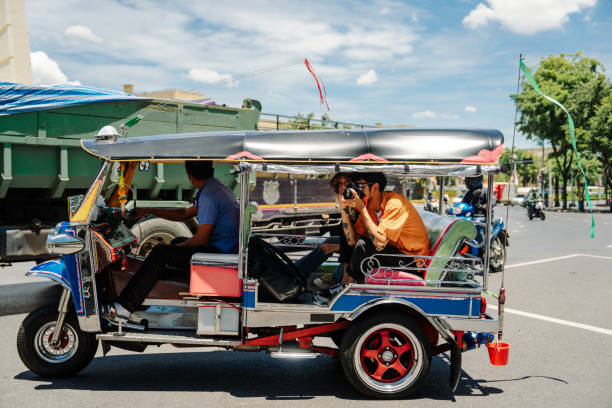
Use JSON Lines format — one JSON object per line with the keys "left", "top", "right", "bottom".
{"left": 17, "top": 305, "right": 98, "bottom": 378}
{"left": 131, "top": 218, "right": 192, "bottom": 257}
{"left": 340, "top": 313, "right": 431, "bottom": 399}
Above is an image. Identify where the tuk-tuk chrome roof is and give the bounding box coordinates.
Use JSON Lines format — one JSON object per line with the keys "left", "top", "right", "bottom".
{"left": 81, "top": 128, "right": 504, "bottom": 165}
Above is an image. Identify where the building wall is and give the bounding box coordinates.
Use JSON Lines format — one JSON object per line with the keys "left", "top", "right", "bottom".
{"left": 0, "top": 0, "right": 32, "bottom": 84}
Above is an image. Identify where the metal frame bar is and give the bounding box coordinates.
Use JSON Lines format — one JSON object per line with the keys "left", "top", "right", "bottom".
{"left": 245, "top": 321, "right": 350, "bottom": 346}
{"left": 238, "top": 168, "right": 249, "bottom": 279}
{"left": 438, "top": 177, "right": 444, "bottom": 213}
{"left": 484, "top": 173, "right": 494, "bottom": 291}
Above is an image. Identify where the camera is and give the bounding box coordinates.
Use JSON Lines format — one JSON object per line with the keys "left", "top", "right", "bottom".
{"left": 343, "top": 182, "right": 365, "bottom": 199}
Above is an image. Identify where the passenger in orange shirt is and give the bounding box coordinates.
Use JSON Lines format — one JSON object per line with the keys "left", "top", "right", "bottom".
{"left": 340, "top": 172, "right": 430, "bottom": 282}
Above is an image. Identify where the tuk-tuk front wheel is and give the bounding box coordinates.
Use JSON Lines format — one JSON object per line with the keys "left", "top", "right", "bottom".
{"left": 340, "top": 313, "right": 431, "bottom": 399}
{"left": 17, "top": 305, "right": 98, "bottom": 377}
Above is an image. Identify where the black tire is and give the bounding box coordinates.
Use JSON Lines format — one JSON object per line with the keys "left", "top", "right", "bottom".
{"left": 489, "top": 236, "right": 506, "bottom": 273}
{"left": 330, "top": 330, "right": 345, "bottom": 349}
{"left": 340, "top": 312, "right": 431, "bottom": 399}
{"left": 540, "top": 211, "right": 546, "bottom": 220}
{"left": 17, "top": 305, "right": 98, "bottom": 378}
{"left": 130, "top": 218, "right": 192, "bottom": 257}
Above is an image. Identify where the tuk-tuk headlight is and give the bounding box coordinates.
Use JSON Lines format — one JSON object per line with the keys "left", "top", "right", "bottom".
{"left": 47, "top": 233, "right": 85, "bottom": 255}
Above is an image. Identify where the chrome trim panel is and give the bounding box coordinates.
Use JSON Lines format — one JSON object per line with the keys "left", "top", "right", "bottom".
{"left": 142, "top": 299, "right": 201, "bottom": 307}
{"left": 97, "top": 331, "right": 242, "bottom": 346}
{"left": 132, "top": 306, "right": 198, "bottom": 330}
{"left": 436, "top": 314, "right": 500, "bottom": 332}
{"left": 79, "top": 227, "right": 101, "bottom": 332}
{"left": 245, "top": 309, "right": 343, "bottom": 328}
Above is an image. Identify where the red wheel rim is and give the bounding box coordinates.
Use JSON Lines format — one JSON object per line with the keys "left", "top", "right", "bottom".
{"left": 47, "top": 330, "right": 70, "bottom": 349}
{"left": 359, "top": 328, "right": 415, "bottom": 383}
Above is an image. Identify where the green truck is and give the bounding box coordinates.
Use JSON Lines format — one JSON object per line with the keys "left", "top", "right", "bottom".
{"left": 0, "top": 84, "right": 261, "bottom": 263}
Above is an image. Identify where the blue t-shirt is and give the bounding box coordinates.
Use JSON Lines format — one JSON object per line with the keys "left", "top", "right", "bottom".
{"left": 194, "top": 177, "right": 240, "bottom": 253}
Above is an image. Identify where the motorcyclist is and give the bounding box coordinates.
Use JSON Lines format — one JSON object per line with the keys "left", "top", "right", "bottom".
{"left": 526, "top": 189, "right": 541, "bottom": 218}
{"left": 462, "top": 175, "right": 488, "bottom": 214}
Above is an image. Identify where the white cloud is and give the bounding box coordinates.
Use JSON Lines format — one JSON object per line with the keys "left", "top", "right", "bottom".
{"left": 465, "top": 105, "right": 477, "bottom": 112}
{"left": 463, "top": 0, "right": 597, "bottom": 35}
{"left": 64, "top": 24, "right": 102, "bottom": 43}
{"left": 381, "top": 7, "right": 391, "bottom": 15}
{"left": 30, "top": 51, "right": 81, "bottom": 85}
{"left": 412, "top": 110, "right": 459, "bottom": 119}
{"left": 356, "top": 69, "right": 378, "bottom": 85}
{"left": 412, "top": 110, "right": 437, "bottom": 119}
{"left": 188, "top": 68, "right": 239, "bottom": 88}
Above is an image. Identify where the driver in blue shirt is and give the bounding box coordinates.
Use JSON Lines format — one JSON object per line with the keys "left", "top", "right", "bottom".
{"left": 105, "top": 160, "right": 239, "bottom": 322}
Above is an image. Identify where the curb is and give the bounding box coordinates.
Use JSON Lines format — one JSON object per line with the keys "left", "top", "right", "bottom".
{"left": 0, "top": 282, "right": 62, "bottom": 317}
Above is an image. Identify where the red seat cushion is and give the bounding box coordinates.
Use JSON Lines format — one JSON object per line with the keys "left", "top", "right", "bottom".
{"left": 365, "top": 269, "right": 426, "bottom": 286}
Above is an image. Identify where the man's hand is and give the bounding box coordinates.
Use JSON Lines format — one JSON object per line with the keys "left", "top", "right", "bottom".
{"left": 373, "top": 234, "right": 389, "bottom": 251}
{"left": 339, "top": 189, "right": 365, "bottom": 212}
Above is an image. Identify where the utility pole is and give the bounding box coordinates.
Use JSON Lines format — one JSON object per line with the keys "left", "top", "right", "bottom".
{"left": 547, "top": 159, "right": 552, "bottom": 208}
{"left": 540, "top": 141, "right": 545, "bottom": 195}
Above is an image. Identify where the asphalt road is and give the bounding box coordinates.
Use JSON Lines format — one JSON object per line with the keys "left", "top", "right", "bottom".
{"left": 1, "top": 207, "right": 611, "bottom": 407}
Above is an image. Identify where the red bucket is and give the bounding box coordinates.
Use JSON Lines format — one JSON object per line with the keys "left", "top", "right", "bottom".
{"left": 487, "top": 342, "right": 510, "bottom": 366}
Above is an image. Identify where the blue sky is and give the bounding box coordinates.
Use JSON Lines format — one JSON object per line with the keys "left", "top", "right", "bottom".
{"left": 25, "top": 0, "right": 611, "bottom": 147}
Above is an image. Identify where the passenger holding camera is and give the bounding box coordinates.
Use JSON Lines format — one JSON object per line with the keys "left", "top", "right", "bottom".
{"left": 340, "top": 173, "right": 430, "bottom": 283}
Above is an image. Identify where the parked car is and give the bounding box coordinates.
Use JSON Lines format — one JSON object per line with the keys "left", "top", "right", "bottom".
{"left": 510, "top": 194, "right": 526, "bottom": 207}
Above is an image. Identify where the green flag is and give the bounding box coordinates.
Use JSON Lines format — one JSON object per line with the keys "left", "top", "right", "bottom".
{"left": 519, "top": 58, "right": 595, "bottom": 238}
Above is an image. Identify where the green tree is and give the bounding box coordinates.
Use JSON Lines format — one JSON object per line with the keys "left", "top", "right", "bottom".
{"left": 498, "top": 148, "right": 539, "bottom": 185}
{"left": 511, "top": 52, "right": 608, "bottom": 208}
{"left": 588, "top": 91, "right": 612, "bottom": 210}
{"left": 290, "top": 112, "right": 315, "bottom": 129}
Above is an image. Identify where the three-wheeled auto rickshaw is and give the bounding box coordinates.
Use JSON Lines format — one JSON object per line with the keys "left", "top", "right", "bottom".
{"left": 16, "top": 128, "right": 507, "bottom": 399}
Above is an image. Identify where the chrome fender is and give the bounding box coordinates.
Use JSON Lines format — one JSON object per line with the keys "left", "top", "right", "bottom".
{"left": 27, "top": 258, "right": 85, "bottom": 317}
{"left": 27, "top": 259, "right": 71, "bottom": 291}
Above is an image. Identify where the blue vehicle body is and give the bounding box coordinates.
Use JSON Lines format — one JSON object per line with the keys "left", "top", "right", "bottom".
{"left": 449, "top": 202, "right": 506, "bottom": 260}
{"left": 26, "top": 222, "right": 86, "bottom": 316}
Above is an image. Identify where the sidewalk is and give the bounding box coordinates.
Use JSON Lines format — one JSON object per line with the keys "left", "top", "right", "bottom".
{"left": 0, "top": 261, "right": 62, "bottom": 317}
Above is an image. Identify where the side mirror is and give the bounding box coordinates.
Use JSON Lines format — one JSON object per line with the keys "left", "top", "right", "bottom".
{"left": 47, "top": 233, "right": 85, "bottom": 255}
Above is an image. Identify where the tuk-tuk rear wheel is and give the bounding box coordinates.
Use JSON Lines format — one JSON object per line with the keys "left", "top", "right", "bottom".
{"left": 340, "top": 312, "right": 431, "bottom": 399}
{"left": 17, "top": 305, "right": 98, "bottom": 378}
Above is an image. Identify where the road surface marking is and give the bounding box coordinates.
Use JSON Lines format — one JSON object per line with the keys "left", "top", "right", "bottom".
{"left": 505, "top": 253, "right": 612, "bottom": 269}
{"left": 488, "top": 305, "right": 612, "bottom": 336}
{"left": 581, "top": 254, "right": 612, "bottom": 260}
{"left": 505, "top": 254, "right": 580, "bottom": 269}
{"left": 606, "top": 244, "right": 612, "bottom": 248}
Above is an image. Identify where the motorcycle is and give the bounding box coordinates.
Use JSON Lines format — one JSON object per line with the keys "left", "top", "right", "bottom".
{"left": 527, "top": 198, "right": 546, "bottom": 220}
{"left": 448, "top": 202, "right": 508, "bottom": 273}
{"left": 424, "top": 193, "right": 439, "bottom": 213}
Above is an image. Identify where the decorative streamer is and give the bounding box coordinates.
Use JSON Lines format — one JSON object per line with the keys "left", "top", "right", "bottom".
{"left": 519, "top": 57, "right": 595, "bottom": 238}
{"left": 304, "top": 58, "right": 330, "bottom": 111}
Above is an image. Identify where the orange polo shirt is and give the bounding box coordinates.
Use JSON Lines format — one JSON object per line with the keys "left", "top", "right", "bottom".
{"left": 354, "top": 191, "right": 430, "bottom": 256}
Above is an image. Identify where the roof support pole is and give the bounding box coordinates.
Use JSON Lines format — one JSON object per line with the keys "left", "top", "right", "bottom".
{"left": 238, "top": 168, "right": 249, "bottom": 278}
{"left": 438, "top": 177, "right": 444, "bottom": 213}
{"left": 0, "top": 143, "right": 12, "bottom": 198}
{"left": 51, "top": 146, "right": 69, "bottom": 198}
{"left": 483, "top": 173, "right": 494, "bottom": 291}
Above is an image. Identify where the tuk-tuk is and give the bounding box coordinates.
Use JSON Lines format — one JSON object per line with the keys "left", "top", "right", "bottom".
{"left": 16, "top": 128, "right": 507, "bottom": 399}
